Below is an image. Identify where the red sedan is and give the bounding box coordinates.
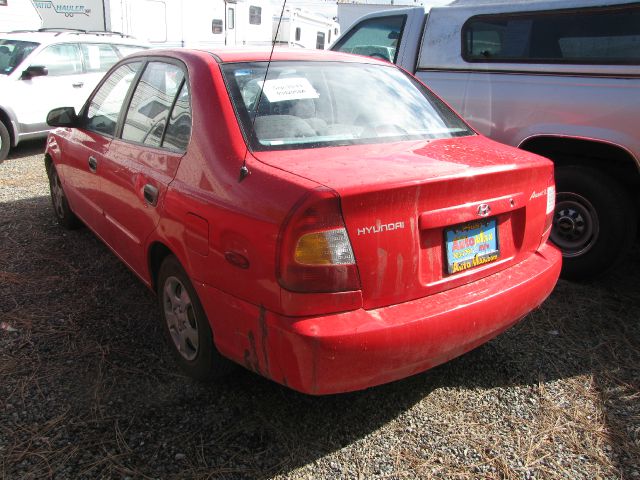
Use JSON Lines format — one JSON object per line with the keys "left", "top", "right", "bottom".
{"left": 44, "top": 48, "right": 561, "bottom": 394}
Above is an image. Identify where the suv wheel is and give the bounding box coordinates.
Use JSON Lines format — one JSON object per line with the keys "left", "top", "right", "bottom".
{"left": 0, "top": 121, "right": 10, "bottom": 161}
{"left": 551, "top": 166, "right": 637, "bottom": 280}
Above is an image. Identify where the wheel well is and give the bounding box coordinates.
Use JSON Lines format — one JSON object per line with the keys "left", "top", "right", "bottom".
{"left": 149, "top": 242, "right": 174, "bottom": 293}
{"left": 0, "top": 108, "right": 15, "bottom": 147}
{"left": 519, "top": 136, "right": 640, "bottom": 190}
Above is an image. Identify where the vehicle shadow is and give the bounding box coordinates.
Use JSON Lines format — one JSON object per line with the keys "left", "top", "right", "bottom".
{"left": 0, "top": 194, "right": 638, "bottom": 479}
{"left": 4, "top": 138, "right": 47, "bottom": 161}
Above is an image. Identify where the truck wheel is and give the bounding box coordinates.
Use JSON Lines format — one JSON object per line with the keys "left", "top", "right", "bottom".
{"left": 551, "top": 166, "right": 637, "bottom": 280}
{"left": 0, "top": 121, "right": 10, "bottom": 161}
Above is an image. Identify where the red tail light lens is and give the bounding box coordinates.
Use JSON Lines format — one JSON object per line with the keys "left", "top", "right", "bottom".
{"left": 277, "top": 188, "right": 361, "bottom": 293}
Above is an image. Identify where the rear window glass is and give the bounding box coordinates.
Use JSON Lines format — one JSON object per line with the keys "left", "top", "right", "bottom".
{"left": 222, "top": 61, "right": 472, "bottom": 152}
{"left": 463, "top": 5, "right": 640, "bottom": 64}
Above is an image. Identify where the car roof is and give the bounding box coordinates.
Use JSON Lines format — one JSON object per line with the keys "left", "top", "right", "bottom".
{"left": 0, "top": 30, "right": 147, "bottom": 46}
{"left": 139, "top": 47, "right": 391, "bottom": 65}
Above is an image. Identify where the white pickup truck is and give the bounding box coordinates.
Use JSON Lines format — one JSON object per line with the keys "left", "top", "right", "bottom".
{"left": 332, "top": 0, "right": 640, "bottom": 280}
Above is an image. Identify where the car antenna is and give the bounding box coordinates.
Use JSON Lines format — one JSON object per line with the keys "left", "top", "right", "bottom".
{"left": 239, "top": 0, "right": 288, "bottom": 182}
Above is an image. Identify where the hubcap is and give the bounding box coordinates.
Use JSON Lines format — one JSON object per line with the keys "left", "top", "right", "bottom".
{"left": 550, "top": 192, "right": 599, "bottom": 258}
{"left": 163, "top": 276, "right": 199, "bottom": 361}
{"left": 50, "top": 172, "right": 66, "bottom": 219}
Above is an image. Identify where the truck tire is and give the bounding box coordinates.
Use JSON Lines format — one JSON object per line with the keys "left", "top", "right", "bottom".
{"left": 551, "top": 166, "right": 637, "bottom": 281}
{"left": 0, "top": 121, "right": 10, "bottom": 161}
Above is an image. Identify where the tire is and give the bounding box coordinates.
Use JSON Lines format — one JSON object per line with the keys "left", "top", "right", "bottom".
{"left": 157, "top": 255, "right": 233, "bottom": 380}
{"left": 47, "top": 165, "right": 81, "bottom": 229}
{"left": 0, "top": 121, "right": 10, "bottom": 161}
{"left": 551, "top": 166, "right": 637, "bottom": 280}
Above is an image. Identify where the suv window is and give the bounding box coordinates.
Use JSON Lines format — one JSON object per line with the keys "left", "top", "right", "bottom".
{"left": 114, "top": 44, "right": 146, "bottom": 57}
{"left": 332, "top": 15, "right": 406, "bottom": 63}
{"left": 86, "top": 61, "right": 142, "bottom": 136}
{"left": 32, "top": 43, "right": 82, "bottom": 75}
{"left": 122, "top": 61, "right": 186, "bottom": 148}
{"left": 463, "top": 5, "right": 640, "bottom": 64}
{"left": 80, "top": 43, "right": 119, "bottom": 72}
{"left": 0, "top": 40, "right": 38, "bottom": 75}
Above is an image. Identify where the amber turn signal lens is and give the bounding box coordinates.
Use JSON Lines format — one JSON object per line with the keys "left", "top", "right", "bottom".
{"left": 294, "top": 228, "right": 355, "bottom": 266}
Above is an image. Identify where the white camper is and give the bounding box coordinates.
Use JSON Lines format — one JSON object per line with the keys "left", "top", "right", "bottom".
{"left": 33, "top": 0, "right": 274, "bottom": 48}
{"left": 273, "top": 6, "right": 339, "bottom": 49}
{"left": 0, "top": 0, "right": 42, "bottom": 32}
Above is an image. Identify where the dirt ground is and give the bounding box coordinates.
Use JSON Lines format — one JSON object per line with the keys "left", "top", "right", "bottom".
{"left": 1, "top": 140, "right": 639, "bottom": 479}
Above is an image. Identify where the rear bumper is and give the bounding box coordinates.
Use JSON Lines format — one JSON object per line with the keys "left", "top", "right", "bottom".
{"left": 198, "top": 242, "right": 561, "bottom": 395}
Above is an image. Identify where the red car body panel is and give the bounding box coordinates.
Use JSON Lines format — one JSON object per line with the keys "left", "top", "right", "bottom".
{"left": 195, "top": 242, "right": 560, "bottom": 395}
{"left": 46, "top": 48, "right": 561, "bottom": 394}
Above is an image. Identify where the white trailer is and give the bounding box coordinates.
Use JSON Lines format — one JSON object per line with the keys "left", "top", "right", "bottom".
{"left": 33, "top": 0, "right": 274, "bottom": 48}
{"left": 273, "top": 6, "right": 339, "bottom": 49}
{"left": 0, "top": 0, "right": 42, "bottom": 32}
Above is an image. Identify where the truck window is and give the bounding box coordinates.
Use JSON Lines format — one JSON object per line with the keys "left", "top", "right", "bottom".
{"left": 316, "top": 32, "right": 326, "bottom": 50}
{"left": 463, "top": 5, "right": 640, "bottom": 64}
{"left": 249, "top": 6, "right": 261, "bottom": 25}
{"left": 332, "top": 15, "right": 406, "bottom": 63}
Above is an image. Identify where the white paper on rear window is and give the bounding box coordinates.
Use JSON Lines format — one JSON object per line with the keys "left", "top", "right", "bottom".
{"left": 259, "top": 77, "right": 319, "bottom": 102}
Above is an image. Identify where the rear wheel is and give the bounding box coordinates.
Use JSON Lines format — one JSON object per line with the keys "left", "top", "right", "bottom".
{"left": 157, "top": 255, "right": 233, "bottom": 380}
{"left": 47, "top": 165, "right": 81, "bottom": 229}
{"left": 0, "top": 121, "right": 10, "bottom": 161}
{"left": 551, "top": 166, "right": 636, "bottom": 280}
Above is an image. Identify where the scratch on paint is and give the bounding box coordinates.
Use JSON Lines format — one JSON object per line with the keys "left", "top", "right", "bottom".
{"left": 245, "top": 331, "right": 261, "bottom": 375}
{"left": 258, "top": 305, "right": 270, "bottom": 376}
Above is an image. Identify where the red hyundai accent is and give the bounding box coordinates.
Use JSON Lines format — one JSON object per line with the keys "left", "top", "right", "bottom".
{"left": 44, "top": 49, "right": 561, "bottom": 394}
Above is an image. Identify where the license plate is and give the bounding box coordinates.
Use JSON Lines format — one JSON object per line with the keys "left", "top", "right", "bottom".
{"left": 445, "top": 219, "right": 499, "bottom": 274}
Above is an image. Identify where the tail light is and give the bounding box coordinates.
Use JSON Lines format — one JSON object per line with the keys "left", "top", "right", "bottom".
{"left": 540, "top": 183, "right": 556, "bottom": 247}
{"left": 277, "top": 188, "right": 361, "bottom": 293}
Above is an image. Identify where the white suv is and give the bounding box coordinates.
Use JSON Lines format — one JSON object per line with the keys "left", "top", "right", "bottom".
{"left": 0, "top": 29, "right": 148, "bottom": 160}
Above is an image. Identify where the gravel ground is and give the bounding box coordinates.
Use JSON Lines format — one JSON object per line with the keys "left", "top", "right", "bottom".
{"left": 1, "top": 141, "right": 639, "bottom": 479}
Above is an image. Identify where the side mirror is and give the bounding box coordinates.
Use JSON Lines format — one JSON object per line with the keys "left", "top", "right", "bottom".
{"left": 21, "top": 65, "right": 48, "bottom": 80}
{"left": 387, "top": 31, "right": 400, "bottom": 40}
{"left": 47, "top": 107, "right": 78, "bottom": 128}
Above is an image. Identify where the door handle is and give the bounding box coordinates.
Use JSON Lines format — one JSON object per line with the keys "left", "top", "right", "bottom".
{"left": 143, "top": 184, "right": 159, "bottom": 207}
{"left": 88, "top": 156, "right": 98, "bottom": 172}
{"left": 72, "top": 82, "right": 84, "bottom": 88}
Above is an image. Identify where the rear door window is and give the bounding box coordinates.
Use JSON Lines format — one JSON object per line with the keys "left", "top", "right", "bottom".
{"left": 162, "top": 81, "right": 191, "bottom": 151}
{"left": 121, "top": 61, "right": 186, "bottom": 148}
{"left": 332, "top": 15, "right": 406, "bottom": 63}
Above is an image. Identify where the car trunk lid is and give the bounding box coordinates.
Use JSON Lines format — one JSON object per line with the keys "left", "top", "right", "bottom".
{"left": 255, "top": 136, "right": 554, "bottom": 309}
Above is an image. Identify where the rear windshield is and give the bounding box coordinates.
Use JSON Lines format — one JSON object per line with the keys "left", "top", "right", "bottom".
{"left": 222, "top": 61, "right": 473, "bottom": 151}
{"left": 0, "top": 40, "right": 39, "bottom": 75}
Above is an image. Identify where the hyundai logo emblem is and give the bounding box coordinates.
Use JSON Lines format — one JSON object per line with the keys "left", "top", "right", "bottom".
{"left": 477, "top": 203, "right": 491, "bottom": 217}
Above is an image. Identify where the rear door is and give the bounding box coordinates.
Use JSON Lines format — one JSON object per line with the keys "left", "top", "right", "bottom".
{"left": 99, "top": 59, "right": 191, "bottom": 277}
{"left": 331, "top": 8, "right": 425, "bottom": 71}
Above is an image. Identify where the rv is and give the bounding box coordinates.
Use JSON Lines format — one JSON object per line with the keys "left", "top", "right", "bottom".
{"left": 0, "top": 0, "right": 41, "bottom": 32}
{"left": 273, "top": 6, "right": 340, "bottom": 49}
{"left": 32, "top": 0, "right": 274, "bottom": 48}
